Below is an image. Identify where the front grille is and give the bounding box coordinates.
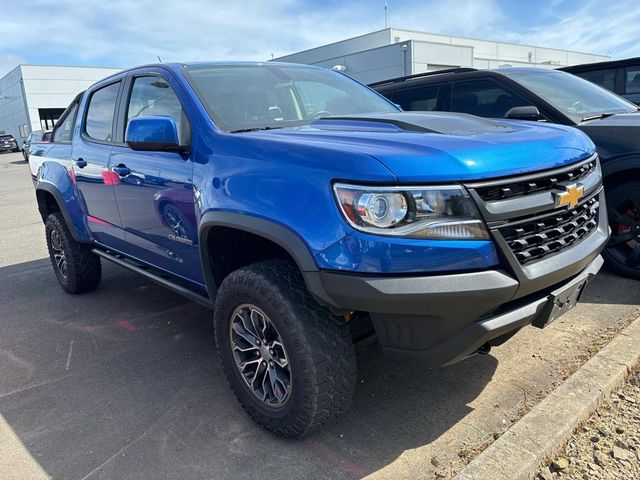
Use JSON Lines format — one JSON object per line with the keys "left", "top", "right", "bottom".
{"left": 476, "top": 158, "right": 597, "bottom": 201}
{"left": 499, "top": 196, "right": 599, "bottom": 265}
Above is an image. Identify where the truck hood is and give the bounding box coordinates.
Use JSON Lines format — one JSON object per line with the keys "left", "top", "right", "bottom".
{"left": 244, "top": 113, "right": 595, "bottom": 182}
{"left": 576, "top": 111, "right": 640, "bottom": 160}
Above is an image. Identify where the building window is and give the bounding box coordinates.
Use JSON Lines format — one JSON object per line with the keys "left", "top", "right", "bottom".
{"left": 18, "top": 124, "right": 28, "bottom": 138}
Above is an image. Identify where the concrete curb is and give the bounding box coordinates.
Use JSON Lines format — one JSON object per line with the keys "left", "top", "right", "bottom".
{"left": 455, "top": 315, "right": 640, "bottom": 480}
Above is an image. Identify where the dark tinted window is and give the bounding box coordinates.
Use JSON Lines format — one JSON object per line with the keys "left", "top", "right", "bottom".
{"left": 393, "top": 86, "right": 440, "bottom": 111}
{"left": 575, "top": 69, "right": 616, "bottom": 92}
{"left": 85, "top": 82, "right": 120, "bottom": 141}
{"left": 52, "top": 103, "right": 78, "bottom": 142}
{"left": 451, "top": 78, "right": 530, "bottom": 118}
{"left": 625, "top": 66, "right": 640, "bottom": 94}
{"left": 126, "top": 76, "right": 190, "bottom": 144}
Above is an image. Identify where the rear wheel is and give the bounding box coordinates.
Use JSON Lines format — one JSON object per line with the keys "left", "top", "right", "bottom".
{"left": 603, "top": 180, "right": 640, "bottom": 279}
{"left": 45, "top": 212, "right": 102, "bottom": 293}
{"left": 214, "top": 260, "right": 356, "bottom": 437}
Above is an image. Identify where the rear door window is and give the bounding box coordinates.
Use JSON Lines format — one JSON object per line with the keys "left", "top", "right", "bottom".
{"left": 393, "top": 86, "right": 441, "bottom": 111}
{"left": 625, "top": 66, "right": 640, "bottom": 94}
{"left": 85, "top": 82, "right": 120, "bottom": 142}
{"left": 574, "top": 69, "right": 617, "bottom": 92}
{"left": 451, "top": 78, "right": 530, "bottom": 118}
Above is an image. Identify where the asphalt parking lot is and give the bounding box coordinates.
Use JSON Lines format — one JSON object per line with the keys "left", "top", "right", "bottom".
{"left": 1, "top": 151, "right": 639, "bottom": 480}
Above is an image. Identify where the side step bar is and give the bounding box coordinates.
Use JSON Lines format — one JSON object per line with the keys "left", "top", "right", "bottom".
{"left": 92, "top": 249, "right": 214, "bottom": 309}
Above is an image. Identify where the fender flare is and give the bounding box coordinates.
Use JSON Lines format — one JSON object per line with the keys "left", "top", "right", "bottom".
{"left": 197, "top": 211, "right": 336, "bottom": 307}
{"left": 35, "top": 181, "right": 93, "bottom": 243}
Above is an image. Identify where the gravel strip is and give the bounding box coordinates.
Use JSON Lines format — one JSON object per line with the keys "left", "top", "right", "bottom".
{"left": 538, "top": 370, "right": 640, "bottom": 480}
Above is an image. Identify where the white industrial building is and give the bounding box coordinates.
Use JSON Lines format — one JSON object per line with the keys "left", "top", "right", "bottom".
{"left": 0, "top": 65, "right": 120, "bottom": 143}
{"left": 274, "top": 28, "right": 610, "bottom": 84}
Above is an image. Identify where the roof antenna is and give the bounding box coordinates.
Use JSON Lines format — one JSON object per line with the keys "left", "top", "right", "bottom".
{"left": 157, "top": 56, "right": 162, "bottom": 63}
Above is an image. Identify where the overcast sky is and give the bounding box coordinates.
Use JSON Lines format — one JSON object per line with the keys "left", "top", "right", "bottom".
{"left": 1, "top": 0, "right": 638, "bottom": 77}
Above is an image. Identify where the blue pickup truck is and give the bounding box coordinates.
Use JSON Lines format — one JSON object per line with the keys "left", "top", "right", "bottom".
{"left": 28, "top": 62, "right": 608, "bottom": 437}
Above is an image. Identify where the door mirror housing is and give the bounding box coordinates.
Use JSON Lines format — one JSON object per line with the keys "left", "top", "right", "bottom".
{"left": 504, "top": 106, "right": 542, "bottom": 121}
{"left": 126, "top": 116, "right": 188, "bottom": 152}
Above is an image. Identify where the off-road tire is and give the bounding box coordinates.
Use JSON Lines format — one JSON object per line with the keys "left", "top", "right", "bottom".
{"left": 602, "top": 180, "right": 640, "bottom": 280}
{"left": 45, "top": 212, "right": 102, "bottom": 293}
{"left": 214, "top": 260, "right": 356, "bottom": 438}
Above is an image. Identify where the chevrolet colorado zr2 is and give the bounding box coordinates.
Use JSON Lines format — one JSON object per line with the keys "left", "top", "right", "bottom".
{"left": 28, "top": 62, "right": 608, "bottom": 437}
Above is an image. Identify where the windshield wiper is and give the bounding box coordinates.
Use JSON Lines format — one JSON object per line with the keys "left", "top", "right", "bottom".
{"left": 580, "top": 112, "right": 617, "bottom": 122}
{"left": 229, "top": 126, "right": 283, "bottom": 133}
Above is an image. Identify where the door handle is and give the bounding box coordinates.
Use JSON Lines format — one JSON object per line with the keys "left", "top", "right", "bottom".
{"left": 112, "top": 164, "right": 130, "bottom": 176}
{"left": 75, "top": 158, "right": 87, "bottom": 168}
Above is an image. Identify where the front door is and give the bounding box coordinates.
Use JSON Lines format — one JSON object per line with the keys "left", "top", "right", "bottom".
{"left": 109, "top": 73, "right": 202, "bottom": 284}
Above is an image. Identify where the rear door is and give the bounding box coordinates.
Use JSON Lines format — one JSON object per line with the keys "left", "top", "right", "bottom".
{"left": 72, "top": 80, "right": 124, "bottom": 245}
{"left": 109, "top": 69, "right": 201, "bottom": 284}
{"left": 450, "top": 78, "right": 532, "bottom": 118}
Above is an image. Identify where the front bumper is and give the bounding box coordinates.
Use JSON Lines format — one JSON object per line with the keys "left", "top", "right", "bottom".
{"left": 308, "top": 254, "right": 603, "bottom": 367}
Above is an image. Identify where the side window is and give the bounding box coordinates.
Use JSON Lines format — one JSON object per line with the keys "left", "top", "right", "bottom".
{"left": 52, "top": 102, "right": 78, "bottom": 142}
{"left": 575, "top": 69, "right": 616, "bottom": 92}
{"left": 126, "top": 76, "right": 191, "bottom": 145}
{"left": 85, "top": 82, "right": 120, "bottom": 142}
{"left": 452, "top": 79, "right": 530, "bottom": 118}
{"left": 393, "top": 86, "right": 440, "bottom": 111}
{"left": 625, "top": 66, "right": 640, "bottom": 94}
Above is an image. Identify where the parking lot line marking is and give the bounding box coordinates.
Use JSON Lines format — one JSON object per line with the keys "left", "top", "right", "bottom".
{"left": 116, "top": 319, "right": 136, "bottom": 331}
{"left": 65, "top": 340, "right": 74, "bottom": 371}
{"left": 305, "top": 438, "right": 366, "bottom": 479}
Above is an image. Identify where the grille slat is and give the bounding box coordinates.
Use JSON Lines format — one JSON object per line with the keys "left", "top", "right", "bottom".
{"left": 499, "top": 197, "right": 599, "bottom": 265}
{"left": 476, "top": 159, "right": 597, "bottom": 202}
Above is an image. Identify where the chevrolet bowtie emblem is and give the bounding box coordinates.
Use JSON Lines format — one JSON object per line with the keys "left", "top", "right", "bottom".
{"left": 554, "top": 183, "right": 584, "bottom": 209}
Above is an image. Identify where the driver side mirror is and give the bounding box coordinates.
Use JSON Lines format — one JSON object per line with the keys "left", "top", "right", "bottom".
{"left": 504, "top": 106, "right": 542, "bottom": 121}
{"left": 126, "top": 116, "right": 188, "bottom": 152}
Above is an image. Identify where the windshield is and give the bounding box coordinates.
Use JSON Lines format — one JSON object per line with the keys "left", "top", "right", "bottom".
{"left": 185, "top": 64, "right": 398, "bottom": 132}
{"left": 503, "top": 70, "right": 638, "bottom": 123}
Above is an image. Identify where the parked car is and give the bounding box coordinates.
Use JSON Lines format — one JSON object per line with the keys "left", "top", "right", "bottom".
{"left": 372, "top": 67, "right": 640, "bottom": 279}
{"left": 28, "top": 62, "right": 607, "bottom": 437}
{"left": 0, "top": 134, "right": 20, "bottom": 153}
{"left": 560, "top": 57, "right": 640, "bottom": 105}
{"left": 22, "top": 130, "right": 51, "bottom": 161}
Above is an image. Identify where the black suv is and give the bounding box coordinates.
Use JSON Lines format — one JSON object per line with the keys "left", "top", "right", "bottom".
{"left": 0, "top": 134, "right": 19, "bottom": 153}
{"left": 561, "top": 57, "right": 640, "bottom": 105}
{"left": 372, "top": 67, "right": 640, "bottom": 279}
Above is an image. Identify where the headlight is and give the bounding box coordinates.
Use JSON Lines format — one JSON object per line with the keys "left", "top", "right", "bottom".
{"left": 333, "top": 183, "right": 489, "bottom": 239}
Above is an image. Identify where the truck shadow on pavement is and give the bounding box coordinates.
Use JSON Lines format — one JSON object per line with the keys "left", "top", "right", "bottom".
{"left": 7, "top": 258, "right": 632, "bottom": 479}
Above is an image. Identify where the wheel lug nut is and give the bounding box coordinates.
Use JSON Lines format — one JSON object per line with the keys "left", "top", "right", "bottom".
{"left": 255, "top": 340, "right": 261, "bottom": 345}
{"left": 269, "top": 349, "right": 274, "bottom": 355}
{"left": 269, "top": 360, "right": 274, "bottom": 367}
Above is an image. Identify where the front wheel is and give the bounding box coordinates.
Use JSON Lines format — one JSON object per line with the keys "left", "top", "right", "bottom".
{"left": 603, "top": 180, "right": 640, "bottom": 279}
{"left": 214, "top": 260, "right": 356, "bottom": 438}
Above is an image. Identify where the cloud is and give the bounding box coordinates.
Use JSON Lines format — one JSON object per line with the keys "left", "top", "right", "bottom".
{"left": 0, "top": 0, "right": 637, "bottom": 75}
{"left": 498, "top": 0, "right": 640, "bottom": 58}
